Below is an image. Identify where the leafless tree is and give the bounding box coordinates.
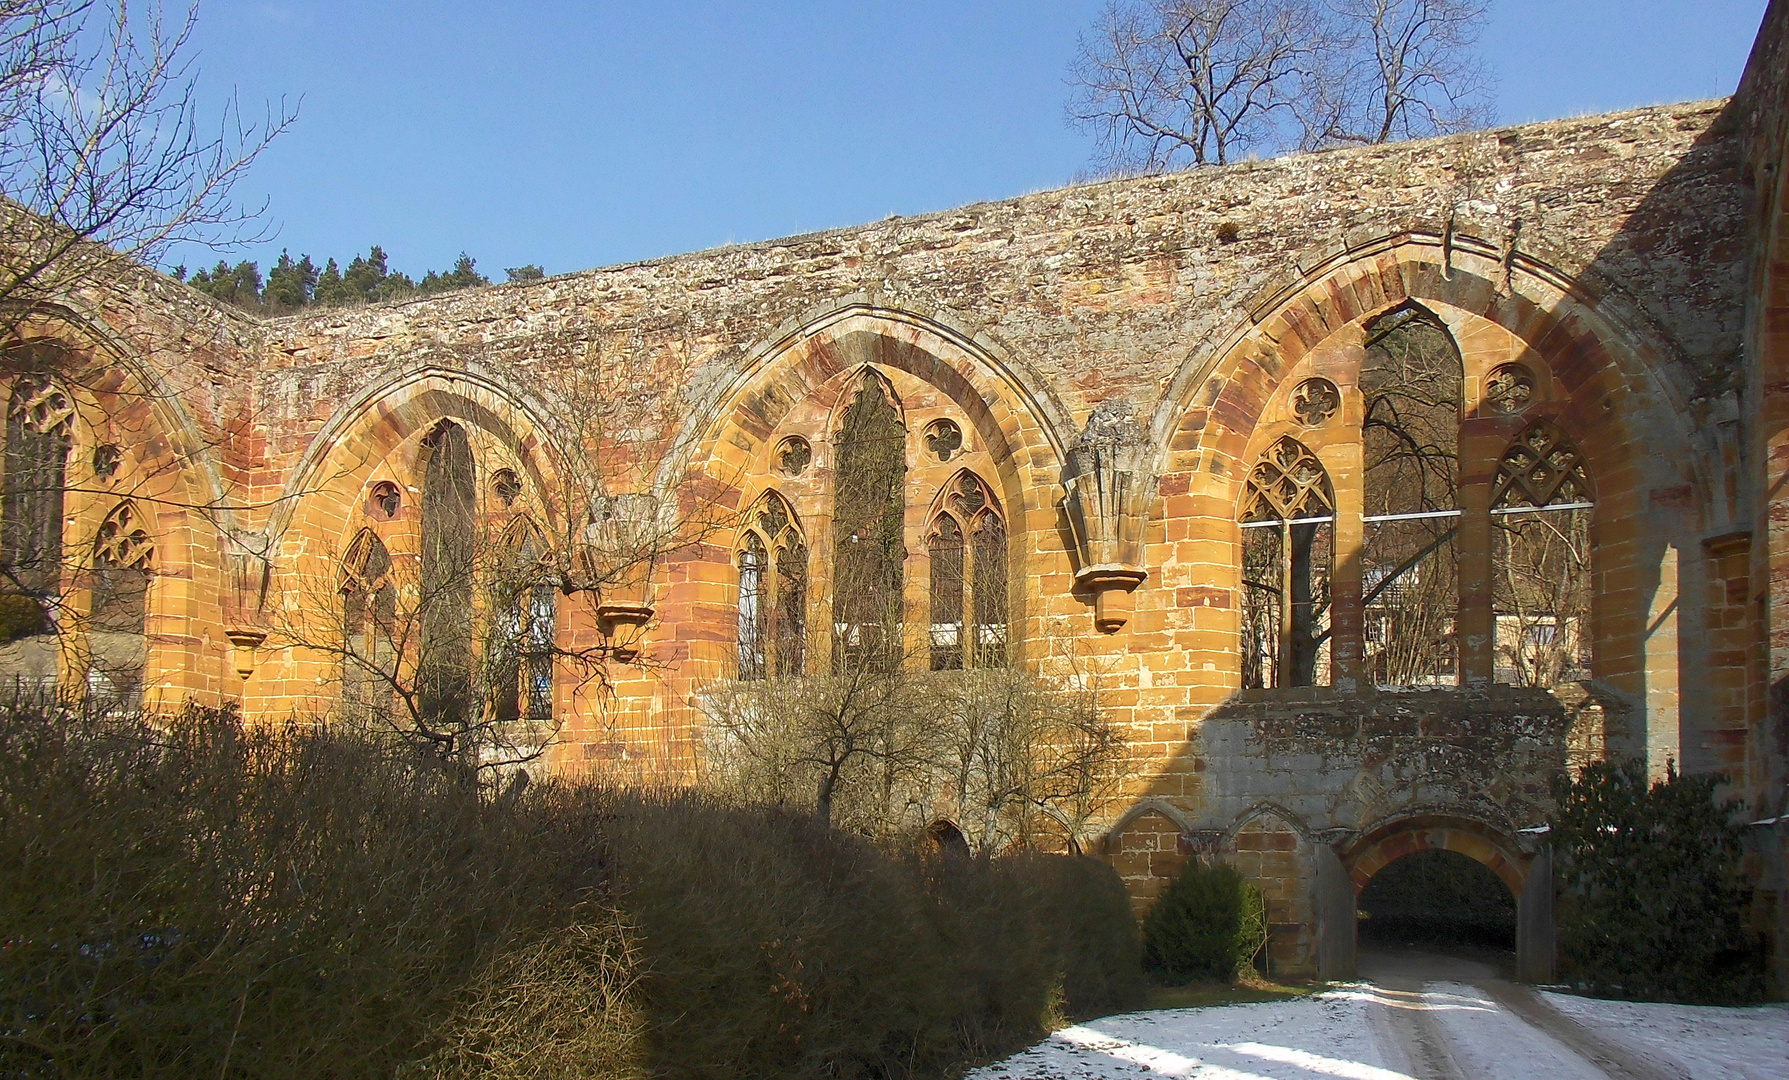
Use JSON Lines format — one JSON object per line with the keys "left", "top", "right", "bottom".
{"left": 0, "top": 1, "right": 293, "bottom": 324}
{"left": 1297, "top": 0, "right": 1493, "bottom": 151}
{"left": 1069, "top": 0, "right": 1323, "bottom": 170}
{"left": 1069, "top": 0, "right": 1491, "bottom": 173}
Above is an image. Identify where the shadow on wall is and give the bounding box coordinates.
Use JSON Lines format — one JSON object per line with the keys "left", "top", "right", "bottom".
{"left": 1099, "top": 682, "right": 1629, "bottom": 979}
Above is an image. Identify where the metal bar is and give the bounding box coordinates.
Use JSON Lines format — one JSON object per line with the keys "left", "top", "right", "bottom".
{"left": 1240, "top": 515, "right": 1335, "bottom": 529}
{"left": 1491, "top": 501, "right": 1595, "bottom": 516}
{"left": 1362, "top": 508, "right": 1462, "bottom": 523}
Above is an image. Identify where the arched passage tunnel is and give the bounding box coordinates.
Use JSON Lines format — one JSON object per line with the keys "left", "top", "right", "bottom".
{"left": 1315, "top": 819, "right": 1556, "bottom": 982}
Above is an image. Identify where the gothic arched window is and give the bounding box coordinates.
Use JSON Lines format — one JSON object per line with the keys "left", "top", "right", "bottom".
{"left": 341, "top": 529, "right": 396, "bottom": 716}
{"left": 419, "top": 420, "right": 475, "bottom": 728}
{"left": 87, "top": 501, "right": 153, "bottom": 709}
{"left": 735, "top": 492, "right": 806, "bottom": 679}
{"left": 831, "top": 374, "right": 906, "bottom": 673}
{"left": 1, "top": 374, "right": 72, "bottom": 641}
{"left": 1240, "top": 437, "right": 1334, "bottom": 688}
{"left": 1492, "top": 421, "right": 1593, "bottom": 687}
{"left": 491, "top": 526, "right": 555, "bottom": 725}
{"left": 1360, "top": 304, "right": 1463, "bottom": 687}
{"left": 927, "top": 472, "right": 1007, "bottom": 671}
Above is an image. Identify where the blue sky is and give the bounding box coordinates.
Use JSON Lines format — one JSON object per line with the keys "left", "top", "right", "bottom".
{"left": 169, "top": 0, "right": 1772, "bottom": 280}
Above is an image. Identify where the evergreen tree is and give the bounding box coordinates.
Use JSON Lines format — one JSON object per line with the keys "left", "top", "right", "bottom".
{"left": 505, "top": 265, "right": 545, "bottom": 283}
{"left": 263, "top": 250, "right": 319, "bottom": 310}
{"left": 419, "top": 252, "right": 488, "bottom": 295}
{"left": 312, "top": 258, "right": 349, "bottom": 306}
{"left": 189, "top": 260, "right": 262, "bottom": 307}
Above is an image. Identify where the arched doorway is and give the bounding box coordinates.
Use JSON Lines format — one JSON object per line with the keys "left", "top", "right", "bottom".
{"left": 1358, "top": 849, "right": 1516, "bottom": 950}
{"left": 1333, "top": 818, "right": 1554, "bottom": 982}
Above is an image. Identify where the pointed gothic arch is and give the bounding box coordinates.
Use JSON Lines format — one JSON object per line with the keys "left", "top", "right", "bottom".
{"left": 419, "top": 419, "right": 476, "bottom": 727}
{"left": 1240, "top": 437, "right": 1335, "bottom": 688}
{"left": 490, "top": 516, "right": 557, "bottom": 725}
{"left": 926, "top": 471, "right": 1008, "bottom": 670}
{"left": 735, "top": 490, "right": 807, "bottom": 679}
{"left": 87, "top": 500, "right": 154, "bottom": 709}
{"left": 832, "top": 373, "right": 906, "bottom": 673}
{"left": 1, "top": 374, "right": 72, "bottom": 641}
{"left": 340, "top": 528, "right": 396, "bottom": 717}
{"left": 1492, "top": 420, "right": 1595, "bottom": 687}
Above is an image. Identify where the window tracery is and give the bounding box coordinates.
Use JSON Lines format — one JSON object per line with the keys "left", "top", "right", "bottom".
{"left": 736, "top": 491, "right": 806, "bottom": 679}
{"left": 87, "top": 500, "right": 154, "bottom": 709}
{"left": 2, "top": 374, "right": 72, "bottom": 640}
{"left": 927, "top": 472, "right": 1007, "bottom": 671}
{"left": 1492, "top": 422, "right": 1593, "bottom": 687}
{"left": 341, "top": 529, "right": 396, "bottom": 716}
{"left": 1240, "top": 437, "right": 1334, "bottom": 688}
{"left": 491, "top": 525, "right": 555, "bottom": 725}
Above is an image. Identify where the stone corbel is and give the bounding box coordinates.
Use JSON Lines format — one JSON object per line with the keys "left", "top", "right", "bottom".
{"left": 1059, "top": 399, "right": 1154, "bottom": 633}
{"left": 584, "top": 494, "right": 660, "bottom": 661}
{"left": 221, "top": 531, "right": 271, "bottom": 680}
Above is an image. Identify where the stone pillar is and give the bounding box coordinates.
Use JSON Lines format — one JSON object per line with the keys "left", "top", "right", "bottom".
{"left": 1457, "top": 479, "right": 1494, "bottom": 685}
{"left": 1314, "top": 843, "right": 1358, "bottom": 980}
{"left": 1646, "top": 543, "right": 1682, "bottom": 780}
{"left": 1516, "top": 847, "right": 1556, "bottom": 983}
{"left": 1328, "top": 440, "right": 1364, "bottom": 692}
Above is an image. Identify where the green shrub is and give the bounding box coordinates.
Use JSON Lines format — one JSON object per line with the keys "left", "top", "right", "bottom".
{"left": 1142, "top": 860, "right": 1267, "bottom": 984}
{"left": 1553, "top": 758, "right": 1767, "bottom": 1004}
{"left": 0, "top": 591, "right": 46, "bottom": 642}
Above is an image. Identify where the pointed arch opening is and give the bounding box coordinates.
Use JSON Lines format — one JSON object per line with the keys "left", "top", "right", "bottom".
{"left": 831, "top": 373, "right": 906, "bottom": 674}
{"left": 1240, "top": 437, "right": 1334, "bottom": 688}
{"left": 1, "top": 374, "right": 72, "bottom": 644}
{"left": 736, "top": 491, "right": 807, "bottom": 680}
{"left": 87, "top": 500, "right": 153, "bottom": 710}
{"left": 1360, "top": 303, "right": 1464, "bottom": 687}
{"left": 419, "top": 420, "right": 476, "bottom": 728}
{"left": 489, "top": 520, "right": 556, "bottom": 726}
{"left": 340, "top": 529, "right": 396, "bottom": 718}
{"left": 1491, "top": 421, "right": 1594, "bottom": 687}
{"left": 927, "top": 471, "right": 1007, "bottom": 671}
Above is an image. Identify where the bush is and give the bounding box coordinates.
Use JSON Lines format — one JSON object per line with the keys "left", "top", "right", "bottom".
{"left": 1553, "top": 758, "right": 1768, "bottom": 1004}
{"left": 1142, "top": 860, "right": 1267, "bottom": 984}
{"left": 0, "top": 703, "right": 640, "bottom": 1080}
{"left": 0, "top": 703, "right": 1146, "bottom": 1079}
{"left": 601, "top": 791, "right": 1146, "bottom": 1079}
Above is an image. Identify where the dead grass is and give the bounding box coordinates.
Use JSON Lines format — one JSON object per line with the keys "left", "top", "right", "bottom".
{"left": 1145, "top": 973, "right": 1322, "bottom": 1011}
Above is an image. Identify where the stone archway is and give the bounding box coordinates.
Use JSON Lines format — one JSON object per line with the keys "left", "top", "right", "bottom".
{"left": 1334, "top": 816, "right": 1553, "bottom": 983}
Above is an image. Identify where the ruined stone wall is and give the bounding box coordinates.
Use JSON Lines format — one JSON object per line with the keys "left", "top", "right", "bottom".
{"left": 19, "top": 72, "right": 1782, "bottom": 980}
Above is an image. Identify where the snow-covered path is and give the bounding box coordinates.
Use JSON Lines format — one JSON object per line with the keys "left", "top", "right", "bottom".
{"left": 966, "top": 950, "right": 1788, "bottom": 1080}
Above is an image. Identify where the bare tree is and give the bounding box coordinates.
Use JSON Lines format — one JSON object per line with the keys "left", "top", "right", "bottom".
{"left": 1070, "top": 0, "right": 1323, "bottom": 170}
{"left": 0, "top": 1, "right": 293, "bottom": 323}
{"left": 1069, "top": 0, "right": 1491, "bottom": 174}
{"left": 1297, "top": 0, "right": 1492, "bottom": 150}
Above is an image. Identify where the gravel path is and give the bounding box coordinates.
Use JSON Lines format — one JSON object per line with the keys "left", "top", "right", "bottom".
{"left": 965, "top": 949, "right": 1787, "bottom": 1080}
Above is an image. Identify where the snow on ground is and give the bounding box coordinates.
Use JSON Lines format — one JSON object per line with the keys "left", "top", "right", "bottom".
{"left": 965, "top": 983, "right": 1789, "bottom": 1080}
{"left": 1541, "top": 990, "right": 1789, "bottom": 1080}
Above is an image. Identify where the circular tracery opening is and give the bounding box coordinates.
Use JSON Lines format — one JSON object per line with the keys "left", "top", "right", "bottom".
{"left": 492, "top": 468, "right": 523, "bottom": 506}
{"left": 1357, "top": 849, "right": 1515, "bottom": 951}
{"left": 368, "top": 481, "right": 402, "bottom": 520}
{"left": 776, "top": 435, "right": 812, "bottom": 477}
{"left": 924, "top": 419, "right": 962, "bottom": 461}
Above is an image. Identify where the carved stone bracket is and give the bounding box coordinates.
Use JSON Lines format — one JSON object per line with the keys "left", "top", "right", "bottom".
{"left": 1059, "top": 399, "right": 1154, "bottom": 632}
{"left": 585, "top": 494, "right": 660, "bottom": 660}
{"left": 222, "top": 531, "right": 272, "bottom": 680}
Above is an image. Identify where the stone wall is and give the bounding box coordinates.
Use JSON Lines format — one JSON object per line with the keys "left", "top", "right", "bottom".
{"left": 5, "top": 1, "right": 1788, "bottom": 983}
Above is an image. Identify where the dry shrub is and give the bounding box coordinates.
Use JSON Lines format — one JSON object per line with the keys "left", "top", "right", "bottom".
{"left": 424, "top": 913, "right": 646, "bottom": 1080}
{"left": 0, "top": 701, "right": 640, "bottom": 1080}
{"left": 601, "top": 790, "right": 1146, "bottom": 1080}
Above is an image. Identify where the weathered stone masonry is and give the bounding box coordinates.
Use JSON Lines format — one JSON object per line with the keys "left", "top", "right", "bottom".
{"left": 13, "top": 2, "right": 1789, "bottom": 984}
